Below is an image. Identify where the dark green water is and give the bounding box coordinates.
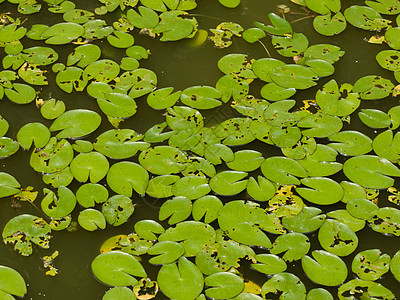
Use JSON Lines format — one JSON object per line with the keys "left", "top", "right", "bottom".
{"left": 1, "top": 0, "right": 400, "bottom": 299}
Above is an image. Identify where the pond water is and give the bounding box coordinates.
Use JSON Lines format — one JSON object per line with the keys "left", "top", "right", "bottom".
{"left": 1, "top": 0, "right": 400, "bottom": 299}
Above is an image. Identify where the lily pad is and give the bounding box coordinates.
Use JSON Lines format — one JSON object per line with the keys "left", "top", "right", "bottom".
{"left": 282, "top": 206, "right": 326, "bottom": 233}
{"left": 376, "top": 50, "right": 400, "bottom": 71}
{"left": 328, "top": 131, "right": 372, "bottom": 156}
{"left": 148, "top": 240, "right": 185, "bottom": 264}
{"left": 49, "top": 109, "right": 101, "bottom": 139}
{"left": 147, "top": 87, "right": 181, "bottom": 110}
{"left": 0, "top": 137, "right": 19, "bottom": 158}
{"left": 2, "top": 214, "right": 51, "bottom": 256}
{"left": 327, "top": 209, "right": 365, "bottom": 232}
{"left": 318, "top": 219, "right": 358, "bottom": 256}
{"left": 159, "top": 196, "right": 192, "bottom": 225}
{"left": 305, "top": 0, "right": 341, "bottom": 14}
{"left": 353, "top": 75, "right": 394, "bottom": 100}
{"left": 272, "top": 33, "right": 309, "bottom": 57}
{"left": 251, "top": 254, "right": 287, "bottom": 275}
{"left": 338, "top": 279, "right": 394, "bottom": 300}
{"left": 41, "top": 186, "right": 76, "bottom": 219}
{"left": 17, "top": 122, "right": 50, "bottom": 150}
{"left": 370, "top": 207, "right": 400, "bottom": 236}
{"left": 85, "top": 59, "right": 120, "bottom": 83}
{"left": 5, "top": 83, "right": 36, "bottom": 104}
{"left": 157, "top": 257, "right": 203, "bottom": 300}
{"left": 302, "top": 250, "right": 347, "bottom": 286}
{"left": 343, "top": 155, "right": 400, "bottom": 189}
{"left": 270, "top": 233, "right": 310, "bottom": 262}
{"left": 261, "top": 156, "right": 307, "bottom": 185}
{"left": 103, "top": 287, "right": 136, "bottom": 300}
{"left": 76, "top": 183, "right": 109, "bottom": 208}
{"left": 204, "top": 272, "right": 244, "bottom": 299}
{"left": 192, "top": 195, "right": 223, "bottom": 223}
{"left": 42, "top": 22, "right": 85, "bottom": 44}
{"left": 346, "top": 198, "right": 379, "bottom": 221}
{"left": 313, "top": 12, "right": 347, "bottom": 36}
{"left": 210, "top": 171, "right": 248, "bottom": 196}
{"left": 67, "top": 44, "right": 101, "bottom": 68}
{"left": 297, "top": 177, "right": 343, "bottom": 205}
{"left": 181, "top": 86, "right": 222, "bottom": 109}
{"left": 0, "top": 265, "right": 27, "bottom": 298}
{"left": 344, "top": 5, "right": 391, "bottom": 31}
{"left": 92, "top": 251, "right": 146, "bottom": 286}
{"left": 0, "top": 172, "right": 20, "bottom": 198}
{"left": 352, "top": 249, "right": 390, "bottom": 281}
{"left": 78, "top": 208, "right": 106, "bottom": 231}
{"left": 246, "top": 176, "right": 276, "bottom": 202}
{"left": 271, "top": 64, "right": 317, "bottom": 89}
{"left": 261, "top": 273, "right": 306, "bottom": 300}
{"left": 70, "top": 152, "right": 109, "bottom": 183}
{"left": 107, "top": 161, "right": 149, "bottom": 196}
{"left": 102, "top": 195, "right": 135, "bottom": 226}
{"left": 40, "top": 99, "right": 66, "bottom": 119}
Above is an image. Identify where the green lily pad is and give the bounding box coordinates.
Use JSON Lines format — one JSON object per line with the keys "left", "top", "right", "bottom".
{"left": 352, "top": 249, "right": 390, "bottom": 281}
{"left": 307, "top": 288, "right": 333, "bottom": 300}
{"left": 103, "top": 287, "right": 136, "bottom": 300}
{"left": 97, "top": 92, "right": 137, "bottom": 119}
{"left": 268, "top": 190, "right": 303, "bottom": 217}
{"left": 272, "top": 33, "right": 309, "bottom": 57}
{"left": 205, "top": 272, "right": 244, "bottom": 299}
{"left": 214, "top": 117, "right": 254, "bottom": 146}
{"left": 134, "top": 219, "right": 165, "bottom": 241}
{"left": 42, "top": 167, "right": 73, "bottom": 188}
{"left": 251, "top": 254, "right": 287, "bottom": 275}
{"left": 346, "top": 198, "right": 379, "bottom": 221}
{"left": 92, "top": 251, "right": 146, "bottom": 286}
{"left": 372, "top": 130, "right": 400, "bottom": 162}
{"left": 242, "top": 27, "right": 266, "bottom": 43}
{"left": 85, "top": 59, "right": 120, "bottom": 83}
{"left": 281, "top": 136, "right": 317, "bottom": 160}
{"left": 366, "top": 0, "right": 400, "bottom": 14}
{"left": 2, "top": 214, "right": 51, "bottom": 256}
{"left": 226, "top": 150, "right": 263, "bottom": 172}
{"left": 63, "top": 9, "right": 94, "bottom": 23}
{"left": 153, "top": 11, "right": 197, "bottom": 42}
{"left": 390, "top": 250, "right": 400, "bottom": 281}
{"left": 313, "top": 12, "right": 347, "bottom": 36}
{"left": 0, "top": 24, "right": 27, "bottom": 43}
{"left": 298, "top": 112, "right": 342, "bottom": 137}
{"left": 318, "top": 219, "right": 358, "bottom": 256}
{"left": 376, "top": 50, "right": 400, "bottom": 71}
{"left": 48, "top": 0, "right": 75, "bottom": 13}
{"left": 261, "top": 156, "right": 307, "bottom": 185}
{"left": 343, "top": 155, "right": 400, "bottom": 189}
{"left": 17, "top": 122, "right": 50, "bottom": 150}
{"left": 49, "top": 109, "right": 101, "bottom": 139}
{"left": 42, "top": 22, "right": 84, "bottom": 44}
{"left": 76, "top": 183, "right": 109, "bottom": 208}
{"left": 41, "top": 186, "right": 76, "bottom": 219}
{"left": 340, "top": 181, "right": 367, "bottom": 204}
{"left": 116, "top": 68, "right": 157, "bottom": 99}
{"left": 385, "top": 27, "right": 400, "bottom": 50}
{"left": 302, "top": 250, "right": 347, "bottom": 286}
{"left": 0, "top": 137, "right": 19, "bottom": 158}
{"left": 260, "top": 82, "right": 296, "bottom": 101}
{"left": 22, "top": 46, "right": 58, "bottom": 65}
{"left": 30, "top": 137, "right": 73, "bottom": 173}
{"left": 370, "top": 207, "right": 400, "bottom": 236}
{"left": 157, "top": 257, "right": 203, "bottom": 300}
{"left": 282, "top": 207, "right": 326, "bottom": 233}
{"left": 304, "top": 44, "right": 345, "bottom": 64}
{"left": 0, "top": 172, "right": 20, "bottom": 198}
{"left": 246, "top": 176, "right": 276, "bottom": 202}
{"left": 218, "top": 54, "right": 255, "bottom": 79}
{"left": 218, "top": 201, "right": 278, "bottom": 248}
{"left": 78, "top": 208, "right": 106, "bottom": 231}
{"left": 107, "top": 30, "right": 134, "bottom": 48}
{"left": 181, "top": 86, "right": 222, "bottom": 109}
{"left": 270, "top": 233, "right": 310, "bottom": 262}
{"left": 219, "top": 0, "right": 240, "bottom": 8}
{"left": 305, "top": 0, "right": 340, "bottom": 14}
{"left": 159, "top": 196, "right": 192, "bottom": 225}
{"left": 359, "top": 109, "right": 391, "bottom": 129}
{"left": 67, "top": 44, "right": 101, "bottom": 68}
{"left": 252, "top": 58, "right": 285, "bottom": 82}
{"left": 94, "top": 129, "right": 149, "bottom": 159}
{"left": 261, "top": 273, "right": 306, "bottom": 300}
{"left": 82, "top": 19, "right": 114, "bottom": 40}
{"left": 297, "top": 177, "right": 343, "bottom": 205}
{"left": 106, "top": 161, "right": 149, "bottom": 196}
{"left": 173, "top": 176, "right": 210, "bottom": 200}
{"left": 70, "top": 152, "right": 109, "bottom": 183}
{"left": 18, "top": 63, "right": 48, "bottom": 85}
{"left": 102, "top": 195, "right": 135, "bottom": 226}
{"left": 344, "top": 5, "right": 391, "bottom": 31}
{"left": 338, "top": 279, "right": 394, "bottom": 300}
{"left": 353, "top": 75, "right": 394, "bottom": 100}
{"left": 5, "top": 83, "right": 36, "bottom": 104}
{"left": 0, "top": 115, "right": 8, "bottom": 137}
{"left": 209, "top": 171, "right": 248, "bottom": 196}
{"left": 148, "top": 240, "right": 185, "bottom": 264}
{"left": 271, "top": 64, "right": 317, "bottom": 89}
{"left": 328, "top": 131, "right": 372, "bottom": 156}
{"left": 192, "top": 195, "right": 223, "bottom": 223}
{"left": 316, "top": 80, "right": 360, "bottom": 117}
{"left": 139, "top": 146, "right": 186, "bottom": 175}
{"left": 158, "top": 221, "right": 216, "bottom": 257}
{"left": 40, "top": 99, "right": 65, "bottom": 119}
{"left": 127, "top": 6, "right": 159, "bottom": 28}
{"left": 73, "top": 140, "right": 93, "bottom": 153}
{"left": 147, "top": 87, "right": 181, "bottom": 110}
{"left": 327, "top": 210, "right": 365, "bottom": 232}
{"left": 0, "top": 265, "right": 27, "bottom": 298}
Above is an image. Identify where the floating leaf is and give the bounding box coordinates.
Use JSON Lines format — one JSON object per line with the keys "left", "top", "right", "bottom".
{"left": 370, "top": 207, "right": 400, "bottom": 236}
{"left": 70, "top": 152, "right": 109, "bottom": 183}
{"left": 127, "top": 6, "right": 159, "bottom": 28}
{"left": 305, "top": 0, "right": 341, "bottom": 14}
{"left": 181, "top": 86, "right": 222, "bottom": 109}
{"left": 344, "top": 6, "right": 391, "bottom": 31}
{"left": 359, "top": 109, "right": 391, "bottom": 129}
{"left": 42, "top": 22, "right": 85, "bottom": 44}
{"left": 103, "top": 287, "right": 136, "bottom": 300}
{"left": 67, "top": 44, "right": 101, "bottom": 68}
{"left": 192, "top": 195, "right": 223, "bottom": 224}
{"left": 116, "top": 68, "right": 157, "bottom": 99}
{"left": 328, "top": 131, "right": 372, "bottom": 156}
{"left": 376, "top": 50, "right": 400, "bottom": 71}
{"left": 85, "top": 59, "right": 120, "bottom": 83}
{"left": 261, "top": 273, "right": 306, "bottom": 300}
{"left": 270, "top": 233, "right": 310, "bottom": 262}
{"left": 343, "top": 155, "right": 400, "bottom": 189}
{"left": 327, "top": 210, "right": 365, "bottom": 232}
{"left": 107, "top": 30, "right": 134, "bottom": 48}
{"left": 0, "top": 137, "right": 19, "bottom": 158}
{"left": 40, "top": 99, "right": 65, "bottom": 120}
{"left": 134, "top": 220, "right": 165, "bottom": 241}
{"left": 297, "top": 177, "right": 343, "bottom": 205}
{"left": 251, "top": 254, "right": 287, "bottom": 275}
{"left": 282, "top": 207, "right": 326, "bottom": 233}
{"left": 147, "top": 87, "right": 181, "bottom": 110}
{"left": 353, "top": 75, "right": 394, "bottom": 100}
{"left": 302, "top": 250, "right": 347, "bottom": 286}
{"left": 102, "top": 195, "right": 135, "bottom": 226}
{"left": 76, "top": 183, "right": 109, "bottom": 208}
{"left": 2, "top": 214, "right": 51, "bottom": 256}
{"left": 352, "top": 249, "right": 390, "bottom": 281}
{"left": 261, "top": 156, "right": 307, "bottom": 185}
{"left": 247, "top": 176, "right": 276, "bottom": 202}
{"left": 49, "top": 109, "right": 101, "bottom": 139}
{"left": 307, "top": 288, "right": 333, "bottom": 300}
{"left": 210, "top": 171, "right": 248, "bottom": 196}
{"left": 0, "top": 265, "right": 27, "bottom": 298}
{"left": 148, "top": 241, "right": 185, "bottom": 264}
{"left": 313, "top": 12, "right": 347, "bottom": 36}
{"left": 318, "top": 219, "right": 358, "bottom": 256}
{"left": 338, "top": 279, "right": 394, "bottom": 300}
{"left": 157, "top": 257, "right": 203, "bottom": 300}
{"left": 107, "top": 161, "right": 149, "bottom": 196}
{"left": 78, "top": 209, "right": 106, "bottom": 231}
{"left": 92, "top": 251, "right": 147, "bottom": 286}
{"left": 41, "top": 186, "right": 76, "bottom": 219}
{"left": 17, "top": 122, "right": 50, "bottom": 150}
{"left": 204, "top": 272, "right": 244, "bottom": 299}
{"left": 159, "top": 196, "right": 192, "bottom": 225}
{"left": 153, "top": 11, "right": 197, "bottom": 42}
{"left": 272, "top": 33, "right": 309, "bottom": 57}
{"left": 5, "top": 83, "right": 36, "bottom": 104}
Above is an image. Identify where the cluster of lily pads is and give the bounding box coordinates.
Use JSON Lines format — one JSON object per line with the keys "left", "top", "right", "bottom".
{"left": 2, "top": 0, "right": 400, "bottom": 299}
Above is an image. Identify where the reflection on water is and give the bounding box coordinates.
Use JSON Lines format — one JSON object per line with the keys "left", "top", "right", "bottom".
{"left": 0, "top": 0, "right": 400, "bottom": 298}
